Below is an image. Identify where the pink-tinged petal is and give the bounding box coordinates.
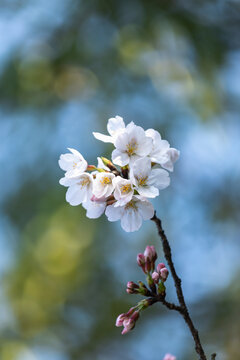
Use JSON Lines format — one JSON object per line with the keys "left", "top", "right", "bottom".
{"left": 112, "top": 149, "right": 129, "bottom": 166}
{"left": 92, "top": 132, "right": 114, "bottom": 143}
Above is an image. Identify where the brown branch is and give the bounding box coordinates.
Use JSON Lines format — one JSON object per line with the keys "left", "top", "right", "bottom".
{"left": 151, "top": 212, "right": 209, "bottom": 360}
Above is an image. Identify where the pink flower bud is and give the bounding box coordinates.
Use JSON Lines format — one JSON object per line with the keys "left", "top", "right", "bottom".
{"left": 160, "top": 268, "right": 169, "bottom": 282}
{"left": 144, "top": 245, "right": 157, "bottom": 262}
{"left": 116, "top": 313, "right": 126, "bottom": 327}
{"left": 137, "top": 253, "right": 145, "bottom": 266}
{"left": 121, "top": 318, "right": 135, "bottom": 334}
{"left": 157, "top": 263, "right": 166, "bottom": 272}
{"left": 126, "top": 281, "right": 139, "bottom": 294}
{"left": 121, "top": 311, "right": 140, "bottom": 335}
{"left": 152, "top": 271, "right": 160, "bottom": 284}
{"left": 163, "top": 354, "right": 176, "bottom": 360}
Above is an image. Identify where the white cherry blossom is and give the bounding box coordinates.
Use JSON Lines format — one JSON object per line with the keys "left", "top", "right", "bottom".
{"left": 82, "top": 198, "right": 106, "bottom": 219}
{"left": 112, "top": 176, "right": 134, "bottom": 206}
{"left": 93, "top": 116, "right": 125, "bottom": 143}
{"left": 145, "top": 129, "right": 179, "bottom": 171}
{"left": 60, "top": 173, "right": 93, "bottom": 206}
{"left": 58, "top": 148, "right": 88, "bottom": 178}
{"left": 112, "top": 122, "right": 153, "bottom": 166}
{"left": 92, "top": 172, "right": 115, "bottom": 198}
{"left": 105, "top": 196, "right": 154, "bottom": 232}
{"left": 131, "top": 157, "right": 170, "bottom": 198}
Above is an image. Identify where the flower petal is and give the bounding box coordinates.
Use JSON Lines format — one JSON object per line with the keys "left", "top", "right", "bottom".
{"left": 107, "top": 116, "right": 125, "bottom": 137}
{"left": 105, "top": 204, "right": 123, "bottom": 221}
{"left": 148, "top": 168, "right": 170, "bottom": 189}
{"left": 92, "top": 132, "right": 114, "bottom": 143}
{"left": 82, "top": 200, "right": 106, "bottom": 218}
{"left": 121, "top": 209, "right": 142, "bottom": 232}
{"left": 112, "top": 149, "right": 129, "bottom": 166}
{"left": 66, "top": 184, "right": 88, "bottom": 206}
{"left": 137, "top": 200, "right": 154, "bottom": 220}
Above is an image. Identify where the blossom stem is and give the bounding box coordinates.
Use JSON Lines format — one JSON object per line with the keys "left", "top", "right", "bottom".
{"left": 151, "top": 212, "right": 208, "bottom": 360}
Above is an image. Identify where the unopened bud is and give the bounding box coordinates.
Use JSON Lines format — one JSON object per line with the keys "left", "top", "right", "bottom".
{"left": 126, "top": 281, "right": 139, "bottom": 294}
{"left": 156, "top": 263, "right": 166, "bottom": 272}
{"left": 160, "top": 268, "right": 169, "bottom": 282}
{"left": 152, "top": 271, "right": 160, "bottom": 284}
{"left": 137, "top": 253, "right": 147, "bottom": 273}
{"left": 144, "top": 245, "right": 157, "bottom": 272}
{"left": 101, "top": 157, "right": 117, "bottom": 172}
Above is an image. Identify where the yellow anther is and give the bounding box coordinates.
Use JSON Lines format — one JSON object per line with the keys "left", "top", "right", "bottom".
{"left": 79, "top": 178, "right": 90, "bottom": 188}
{"left": 125, "top": 200, "right": 137, "bottom": 210}
{"left": 120, "top": 184, "right": 131, "bottom": 194}
{"left": 138, "top": 176, "right": 148, "bottom": 186}
{"left": 100, "top": 176, "right": 112, "bottom": 185}
{"left": 126, "top": 140, "right": 138, "bottom": 155}
{"left": 72, "top": 162, "right": 78, "bottom": 168}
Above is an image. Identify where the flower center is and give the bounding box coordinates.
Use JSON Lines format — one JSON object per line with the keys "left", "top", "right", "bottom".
{"left": 125, "top": 200, "right": 137, "bottom": 211}
{"left": 126, "top": 139, "right": 138, "bottom": 155}
{"left": 120, "top": 184, "right": 131, "bottom": 194}
{"left": 72, "top": 161, "right": 78, "bottom": 168}
{"left": 79, "top": 178, "right": 90, "bottom": 188}
{"left": 100, "top": 176, "right": 112, "bottom": 185}
{"left": 138, "top": 176, "right": 148, "bottom": 186}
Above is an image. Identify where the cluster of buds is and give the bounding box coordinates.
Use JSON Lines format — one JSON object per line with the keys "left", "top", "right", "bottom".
{"left": 116, "top": 245, "right": 169, "bottom": 335}
{"left": 59, "top": 116, "right": 179, "bottom": 232}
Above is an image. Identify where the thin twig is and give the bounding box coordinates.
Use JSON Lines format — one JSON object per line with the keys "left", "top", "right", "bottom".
{"left": 151, "top": 212, "right": 208, "bottom": 360}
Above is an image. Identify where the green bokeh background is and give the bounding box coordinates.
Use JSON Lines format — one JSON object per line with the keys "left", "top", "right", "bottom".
{"left": 0, "top": 1, "right": 240, "bottom": 359}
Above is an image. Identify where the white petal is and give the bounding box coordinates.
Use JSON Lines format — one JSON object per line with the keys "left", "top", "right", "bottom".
{"left": 137, "top": 200, "right": 154, "bottom": 220}
{"left": 58, "top": 153, "right": 74, "bottom": 171}
{"left": 93, "top": 132, "right": 114, "bottom": 143}
{"left": 59, "top": 176, "right": 79, "bottom": 187}
{"left": 121, "top": 209, "right": 142, "bottom": 232}
{"left": 82, "top": 200, "right": 106, "bottom": 219}
{"left": 137, "top": 136, "right": 153, "bottom": 157}
{"left": 148, "top": 168, "right": 170, "bottom": 189}
{"left": 112, "top": 149, "right": 129, "bottom": 166}
{"left": 132, "top": 157, "right": 151, "bottom": 179}
{"left": 145, "top": 128, "right": 162, "bottom": 142}
{"left": 67, "top": 148, "right": 82, "bottom": 157}
{"left": 137, "top": 186, "right": 159, "bottom": 198}
{"left": 105, "top": 204, "right": 123, "bottom": 221}
{"left": 161, "top": 149, "right": 180, "bottom": 172}
{"left": 66, "top": 185, "right": 88, "bottom": 206}
{"left": 107, "top": 116, "right": 125, "bottom": 137}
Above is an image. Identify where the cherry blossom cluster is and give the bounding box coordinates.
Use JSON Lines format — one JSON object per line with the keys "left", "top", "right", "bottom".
{"left": 116, "top": 245, "right": 169, "bottom": 335}
{"left": 58, "top": 116, "right": 179, "bottom": 232}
